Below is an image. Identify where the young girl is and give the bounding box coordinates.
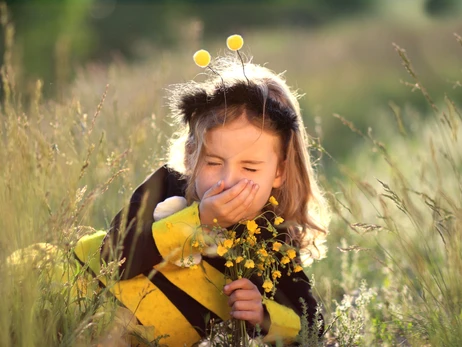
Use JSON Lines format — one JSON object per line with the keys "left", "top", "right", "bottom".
{"left": 75, "top": 55, "right": 329, "bottom": 346}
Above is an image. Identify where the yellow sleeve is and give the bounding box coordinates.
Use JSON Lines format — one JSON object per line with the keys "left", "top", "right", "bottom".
{"left": 152, "top": 202, "right": 202, "bottom": 263}
{"left": 262, "top": 297, "right": 301, "bottom": 343}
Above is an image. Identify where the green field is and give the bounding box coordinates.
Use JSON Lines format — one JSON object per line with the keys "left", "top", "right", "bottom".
{"left": 1, "top": 2, "right": 461, "bottom": 346}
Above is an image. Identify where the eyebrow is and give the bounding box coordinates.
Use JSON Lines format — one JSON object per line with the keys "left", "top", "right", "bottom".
{"left": 205, "top": 154, "right": 265, "bottom": 165}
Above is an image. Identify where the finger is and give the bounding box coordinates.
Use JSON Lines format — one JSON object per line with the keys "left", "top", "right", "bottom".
{"left": 234, "top": 182, "right": 259, "bottom": 219}
{"left": 222, "top": 181, "right": 256, "bottom": 215}
{"left": 231, "top": 305, "right": 264, "bottom": 326}
{"left": 202, "top": 180, "right": 225, "bottom": 199}
{"left": 213, "top": 179, "right": 249, "bottom": 205}
{"left": 223, "top": 278, "right": 255, "bottom": 295}
{"left": 228, "top": 290, "right": 261, "bottom": 307}
{"left": 231, "top": 300, "right": 262, "bottom": 313}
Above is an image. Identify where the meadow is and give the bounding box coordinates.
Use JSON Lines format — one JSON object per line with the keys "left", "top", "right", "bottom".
{"left": 0, "top": 3, "right": 461, "bottom": 346}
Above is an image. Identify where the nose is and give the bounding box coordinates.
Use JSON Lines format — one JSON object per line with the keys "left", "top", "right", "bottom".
{"left": 222, "top": 165, "right": 241, "bottom": 190}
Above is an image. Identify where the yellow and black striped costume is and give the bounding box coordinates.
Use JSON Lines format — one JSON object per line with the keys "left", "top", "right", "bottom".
{"left": 74, "top": 165, "right": 322, "bottom": 346}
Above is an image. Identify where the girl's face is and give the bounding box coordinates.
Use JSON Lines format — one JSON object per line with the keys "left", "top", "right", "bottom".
{"left": 195, "top": 115, "right": 284, "bottom": 219}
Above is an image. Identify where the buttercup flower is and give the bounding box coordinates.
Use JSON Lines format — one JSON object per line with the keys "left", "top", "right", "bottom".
{"left": 272, "top": 242, "right": 282, "bottom": 252}
{"left": 223, "top": 239, "right": 234, "bottom": 249}
{"left": 246, "top": 220, "right": 258, "bottom": 233}
{"left": 217, "top": 245, "right": 228, "bottom": 256}
{"left": 269, "top": 196, "right": 279, "bottom": 206}
{"left": 287, "top": 249, "right": 297, "bottom": 259}
{"left": 235, "top": 256, "right": 244, "bottom": 263}
{"left": 262, "top": 279, "right": 273, "bottom": 293}
{"left": 244, "top": 260, "right": 255, "bottom": 269}
{"left": 193, "top": 49, "right": 211, "bottom": 68}
{"left": 281, "top": 256, "right": 290, "bottom": 265}
{"left": 246, "top": 235, "right": 257, "bottom": 246}
{"left": 272, "top": 270, "right": 282, "bottom": 280}
{"left": 294, "top": 265, "right": 303, "bottom": 273}
{"left": 258, "top": 248, "right": 268, "bottom": 257}
{"left": 225, "top": 260, "right": 234, "bottom": 268}
{"left": 226, "top": 34, "right": 244, "bottom": 51}
{"left": 274, "top": 217, "right": 284, "bottom": 226}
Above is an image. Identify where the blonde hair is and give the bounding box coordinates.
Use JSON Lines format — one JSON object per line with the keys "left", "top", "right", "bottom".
{"left": 167, "top": 57, "right": 329, "bottom": 261}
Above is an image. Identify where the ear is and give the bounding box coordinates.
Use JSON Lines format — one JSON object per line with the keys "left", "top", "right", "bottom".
{"left": 272, "top": 160, "right": 286, "bottom": 189}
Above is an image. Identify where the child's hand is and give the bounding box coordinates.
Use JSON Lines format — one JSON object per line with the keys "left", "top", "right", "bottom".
{"left": 223, "top": 278, "right": 264, "bottom": 327}
{"left": 199, "top": 179, "right": 259, "bottom": 228}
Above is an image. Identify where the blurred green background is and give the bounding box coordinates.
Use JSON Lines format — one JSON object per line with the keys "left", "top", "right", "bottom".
{"left": 2, "top": 0, "right": 462, "bottom": 173}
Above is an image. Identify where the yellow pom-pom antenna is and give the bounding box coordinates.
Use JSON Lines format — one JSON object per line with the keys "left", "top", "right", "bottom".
{"left": 193, "top": 49, "right": 211, "bottom": 68}
{"left": 227, "top": 34, "right": 244, "bottom": 51}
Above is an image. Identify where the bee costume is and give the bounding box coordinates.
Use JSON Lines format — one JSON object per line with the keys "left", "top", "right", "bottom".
{"left": 74, "top": 165, "right": 322, "bottom": 346}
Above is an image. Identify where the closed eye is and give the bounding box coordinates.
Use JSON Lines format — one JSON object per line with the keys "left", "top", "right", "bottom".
{"left": 244, "top": 167, "right": 257, "bottom": 172}
{"left": 206, "top": 161, "right": 221, "bottom": 166}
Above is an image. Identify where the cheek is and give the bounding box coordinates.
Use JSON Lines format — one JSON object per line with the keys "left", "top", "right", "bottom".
{"left": 195, "top": 170, "right": 214, "bottom": 200}
{"left": 251, "top": 178, "right": 275, "bottom": 210}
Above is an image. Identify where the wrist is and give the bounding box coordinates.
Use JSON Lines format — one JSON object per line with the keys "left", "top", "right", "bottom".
{"left": 198, "top": 203, "right": 213, "bottom": 229}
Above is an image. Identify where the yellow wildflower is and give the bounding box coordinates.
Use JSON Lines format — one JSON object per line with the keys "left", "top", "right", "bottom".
{"left": 257, "top": 263, "right": 265, "bottom": 271}
{"left": 193, "top": 49, "right": 211, "bottom": 68}
{"left": 192, "top": 240, "right": 200, "bottom": 248}
{"left": 217, "top": 245, "right": 228, "bottom": 256}
{"left": 294, "top": 265, "right": 303, "bottom": 273}
{"left": 223, "top": 239, "right": 234, "bottom": 249}
{"left": 262, "top": 279, "right": 273, "bottom": 293}
{"left": 246, "top": 220, "right": 258, "bottom": 233}
{"left": 244, "top": 260, "right": 255, "bottom": 269}
{"left": 274, "top": 217, "right": 284, "bottom": 226}
{"left": 213, "top": 218, "right": 218, "bottom": 223}
{"left": 258, "top": 248, "right": 268, "bottom": 257}
{"left": 272, "top": 242, "right": 282, "bottom": 251}
{"left": 234, "top": 238, "right": 241, "bottom": 245}
{"left": 272, "top": 270, "right": 282, "bottom": 280}
{"left": 287, "top": 249, "right": 297, "bottom": 259}
{"left": 281, "top": 256, "right": 290, "bottom": 264}
{"left": 246, "top": 235, "right": 257, "bottom": 246}
{"left": 235, "top": 256, "right": 244, "bottom": 263}
{"left": 225, "top": 260, "right": 234, "bottom": 268}
{"left": 226, "top": 34, "right": 244, "bottom": 51}
{"left": 269, "top": 196, "right": 279, "bottom": 206}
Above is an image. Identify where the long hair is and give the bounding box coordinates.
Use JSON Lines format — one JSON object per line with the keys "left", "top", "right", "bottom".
{"left": 167, "top": 57, "right": 329, "bottom": 262}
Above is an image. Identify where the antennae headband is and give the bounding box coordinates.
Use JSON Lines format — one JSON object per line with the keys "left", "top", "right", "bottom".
{"left": 172, "top": 81, "right": 299, "bottom": 133}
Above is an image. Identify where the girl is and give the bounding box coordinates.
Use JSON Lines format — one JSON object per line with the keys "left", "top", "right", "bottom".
{"left": 75, "top": 56, "right": 329, "bottom": 346}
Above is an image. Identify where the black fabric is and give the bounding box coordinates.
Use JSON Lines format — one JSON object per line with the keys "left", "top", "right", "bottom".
{"left": 146, "top": 269, "right": 221, "bottom": 336}
{"left": 101, "top": 165, "right": 187, "bottom": 279}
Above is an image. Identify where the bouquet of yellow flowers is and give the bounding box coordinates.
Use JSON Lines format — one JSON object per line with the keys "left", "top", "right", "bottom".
{"left": 181, "top": 196, "right": 304, "bottom": 346}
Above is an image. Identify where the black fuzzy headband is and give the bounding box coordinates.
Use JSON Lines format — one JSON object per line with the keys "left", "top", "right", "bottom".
{"left": 170, "top": 81, "right": 299, "bottom": 134}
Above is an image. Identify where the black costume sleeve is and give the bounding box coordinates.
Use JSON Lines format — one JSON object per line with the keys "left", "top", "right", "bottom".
{"left": 101, "top": 165, "right": 187, "bottom": 279}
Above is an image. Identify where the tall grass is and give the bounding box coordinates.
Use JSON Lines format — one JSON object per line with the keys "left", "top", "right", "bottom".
{"left": 1, "top": 1, "right": 461, "bottom": 344}
{"left": 315, "top": 36, "right": 462, "bottom": 346}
